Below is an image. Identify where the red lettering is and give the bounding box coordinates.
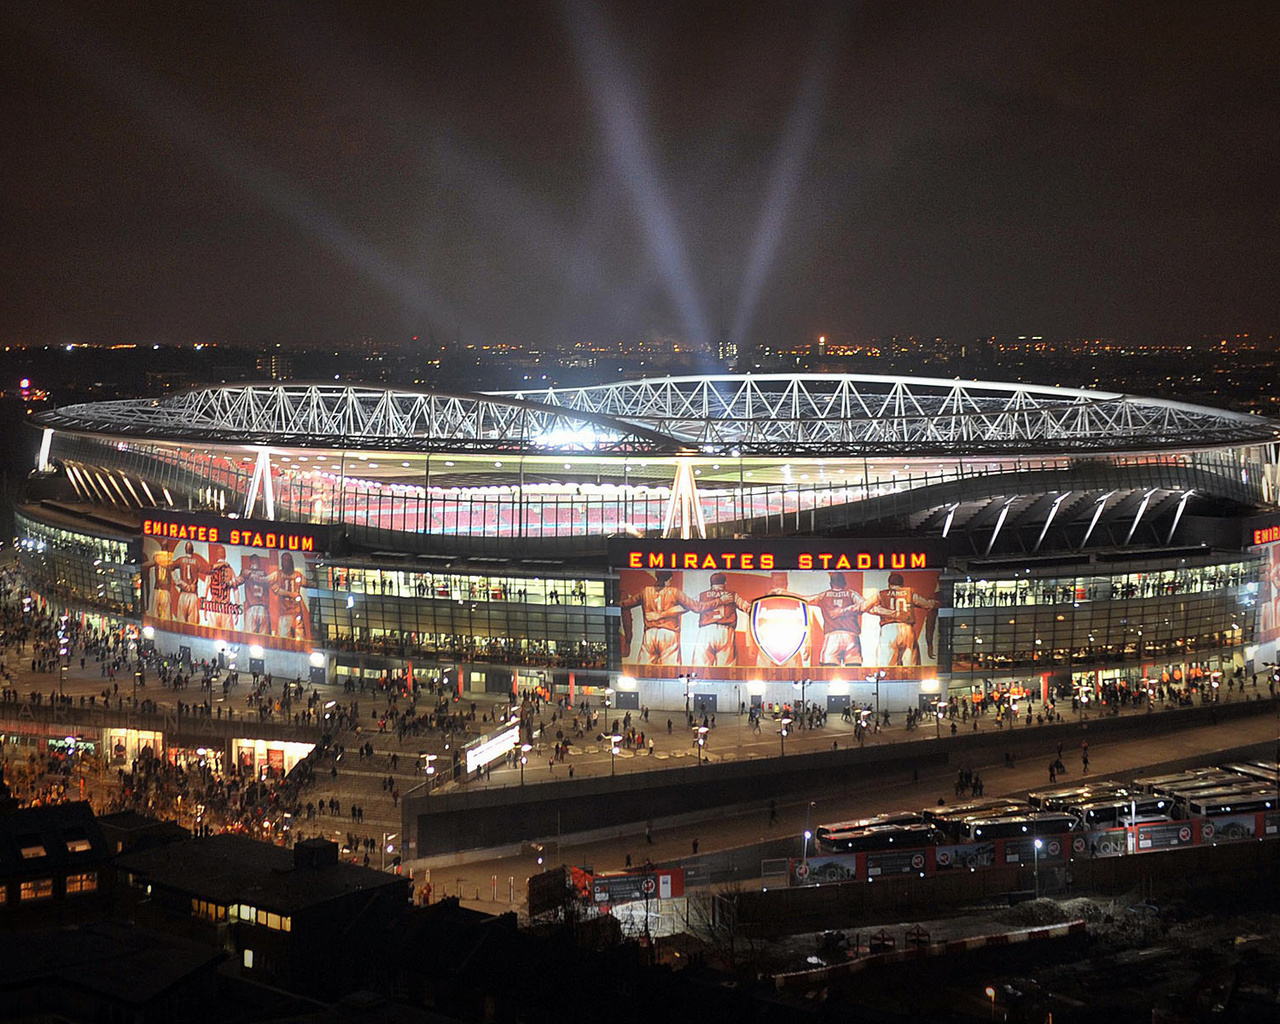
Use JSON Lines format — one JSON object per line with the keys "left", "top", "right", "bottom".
{"left": 301, "top": 537, "right": 314, "bottom": 552}
{"left": 797, "top": 554, "right": 811, "bottom": 569}
{"left": 648, "top": 553, "right": 664, "bottom": 568}
{"left": 909, "top": 552, "right": 927, "bottom": 568}
{"left": 855, "top": 554, "right": 870, "bottom": 569}
{"left": 684, "top": 553, "right": 699, "bottom": 569}
{"left": 701, "top": 554, "right": 717, "bottom": 569}
{"left": 629, "top": 552, "right": 642, "bottom": 568}
{"left": 761, "top": 554, "right": 774, "bottom": 570}
{"left": 740, "top": 553, "right": 754, "bottom": 570}
{"left": 890, "top": 553, "right": 906, "bottom": 570}
{"left": 721, "top": 553, "right": 736, "bottom": 568}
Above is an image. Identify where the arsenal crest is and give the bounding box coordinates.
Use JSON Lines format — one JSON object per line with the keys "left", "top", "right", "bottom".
{"left": 750, "top": 596, "right": 810, "bottom": 665}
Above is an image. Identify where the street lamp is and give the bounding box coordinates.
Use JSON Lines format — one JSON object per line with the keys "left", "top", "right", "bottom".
{"left": 778, "top": 717, "right": 792, "bottom": 756}
{"left": 610, "top": 734, "right": 622, "bottom": 775}
{"left": 519, "top": 743, "right": 531, "bottom": 785}
{"left": 934, "top": 698, "right": 943, "bottom": 739}
{"left": 382, "top": 831, "right": 398, "bottom": 871}
{"left": 866, "top": 670, "right": 886, "bottom": 720}
{"left": 696, "top": 725, "right": 708, "bottom": 764}
{"left": 803, "top": 800, "right": 815, "bottom": 862}
{"left": 985, "top": 986, "right": 996, "bottom": 1019}
{"left": 1033, "top": 837, "right": 1043, "bottom": 898}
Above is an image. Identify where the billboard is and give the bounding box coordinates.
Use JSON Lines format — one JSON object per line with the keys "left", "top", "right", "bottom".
{"left": 140, "top": 513, "right": 327, "bottom": 653}
{"left": 610, "top": 540, "right": 943, "bottom": 681}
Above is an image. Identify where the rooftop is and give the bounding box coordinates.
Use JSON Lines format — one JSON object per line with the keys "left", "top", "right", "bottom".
{"left": 117, "top": 834, "right": 406, "bottom": 913}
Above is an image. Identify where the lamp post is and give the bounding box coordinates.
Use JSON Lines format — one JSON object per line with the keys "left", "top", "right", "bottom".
{"left": 519, "top": 743, "right": 531, "bottom": 785}
{"left": 803, "top": 800, "right": 815, "bottom": 863}
{"left": 985, "top": 986, "right": 996, "bottom": 1019}
{"left": 867, "top": 670, "right": 886, "bottom": 720}
{"left": 696, "top": 725, "right": 708, "bottom": 765}
{"left": 610, "top": 734, "right": 622, "bottom": 775}
{"left": 1033, "top": 837, "right": 1043, "bottom": 898}
{"left": 382, "top": 831, "right": 398, "bottom": 871}
{"left": 934, "top": 698, "right": 943, "bottom": 739}
{"left": 779, "top": 717, "right": 792, "bottom": 757}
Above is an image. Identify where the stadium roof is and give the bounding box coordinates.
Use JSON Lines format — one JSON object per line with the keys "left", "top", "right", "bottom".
{"left": 35, "top": 374, "right": 1280, "bottom": 458}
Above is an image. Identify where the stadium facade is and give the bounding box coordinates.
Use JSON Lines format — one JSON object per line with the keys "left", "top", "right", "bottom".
{"left": 18, "top": 374, "right": 1280, "bottom": 714}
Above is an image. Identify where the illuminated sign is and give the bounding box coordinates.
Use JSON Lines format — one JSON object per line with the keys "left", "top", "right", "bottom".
{"left": 612, "top": 539, "right": 944, "bottom": 682}
{"left": 465, "top": 724, "right": 520, "bottom": 774}
{"left": 142, "top": 517, "right": 322, "bottom": 552}
{"left": 620, "top": 549, "right": 930, "bottom": 571}
{"left": 140, "top": 512, "right": 323, "bottom": 654}
{"left": 1254, "top": 525, "right": 1280, "bottom": 546}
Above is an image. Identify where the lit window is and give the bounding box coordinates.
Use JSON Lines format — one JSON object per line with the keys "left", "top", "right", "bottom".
{"left": 242, "top": 949, "right": 254, "bottom": 969}
{"left": 18, "top": 839, "right": 46, "bottom": 860}
{"left": 65, "top": 836, "right": 93, "bottom": 853}
{"left": 20, "top": 879, "right": 53, "bottom": 901}
{"left": 66, "top": 872, "right": 98, "bottom": 894}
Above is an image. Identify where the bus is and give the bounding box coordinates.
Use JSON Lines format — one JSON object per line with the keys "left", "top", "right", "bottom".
{"left": 814, "top": 812, "right": 926, "bottom": 852}
{"left": 960, "top": 812, "right": 1080, "bottom": 842}
{"left": 1179, "top": 786, "right": 1277, "bottom": 819}
{"left": 925, "top": 801, "right": 1027, "bottom": 838}
{"left": 1132, "top": 769, "right": 1235, "bottom": 794}
{"left": 1026, "top": 784, "right": 1132, "bottom": 811}
{"left": 1065, "top": 795, "right": 1175, "bottom": 829}
{"left": 1221, "top": 762, "right": 1280, "bottom": 786}
{"left": 816, "top": 823, "right": 941, "bottom": 853}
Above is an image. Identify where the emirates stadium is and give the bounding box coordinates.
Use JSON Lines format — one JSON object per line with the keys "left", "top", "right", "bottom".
{"left": 17, "top": 373, "right": 1280, "bottom": 715}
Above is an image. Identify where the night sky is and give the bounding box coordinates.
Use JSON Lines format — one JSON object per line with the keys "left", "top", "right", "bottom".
{"left": 3, "top": 1, "right": 1277, "bottom": 353}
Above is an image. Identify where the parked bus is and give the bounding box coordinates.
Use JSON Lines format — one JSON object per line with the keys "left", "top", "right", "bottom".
{"left": 1221, "top": 762, "right": 1280, "bottom": 786}
{"left": 814, "top": 812, "right": 925, "bottom": 852}
{"left": 960, "top": 812, "right": 1080, "bottom": 842}
{"left": 1026, "top": 784, "right": 1132, "bottom": 812}
{"left": 1133, "top": 769, "right": 1238, "bottom": 795}
{"left": 1066, "top": 795, "right": 1174, "bottom": 829}
{"left": 1179, "top": 786, "right": 1277, "bottom": 819}
{"left": 816, "top": 823, "right": 941, "bottom": 853}
{"left": 925, "top": 802, "right": 1027, "bottom": 838}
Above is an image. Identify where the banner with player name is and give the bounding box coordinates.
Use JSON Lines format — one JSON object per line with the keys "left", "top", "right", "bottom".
{"left": 608, "top": 539, "right": 944, "bottom": 681}
{"left": 139, "top": 512, "right": 328, "bottom": 653}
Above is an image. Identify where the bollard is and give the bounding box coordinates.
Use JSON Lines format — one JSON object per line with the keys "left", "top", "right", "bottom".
{"left": 491, "top": 874, "right": 498, "bottom": 901}
{"left": 509, "top": 876, "right": 515, "bottom": 902}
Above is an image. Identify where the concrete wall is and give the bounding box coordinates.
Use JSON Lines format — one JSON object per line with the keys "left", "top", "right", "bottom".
{"left": 408, "top": 696, "right": 1275, "bottom": 857}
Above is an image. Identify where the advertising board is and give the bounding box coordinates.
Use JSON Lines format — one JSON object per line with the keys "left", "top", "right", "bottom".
{"left": 610, "top": 540, "right": 942, "bottom": 681}
{"left": 140, "top": 512, "right": 327, "bottom": 653}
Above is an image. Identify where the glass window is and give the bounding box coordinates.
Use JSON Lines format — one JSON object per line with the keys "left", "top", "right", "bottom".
{"left": 20, "top": 879, "right": 54, "bottom": 901}
{"left": 66, "top": 872, "right": 98, "bottom": 895}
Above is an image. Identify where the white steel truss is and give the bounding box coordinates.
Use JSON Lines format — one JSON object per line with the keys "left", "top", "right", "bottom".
{"left": 35, "top": 374, "right": 1279, "bottom": 459}
{"left": 37, "top": 384, "right": 686, "bottom": 455}
{"left": 510, "top": 374, "right": 1277, "bottom": 456}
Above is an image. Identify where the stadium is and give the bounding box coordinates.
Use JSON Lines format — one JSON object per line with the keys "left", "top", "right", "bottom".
{"left": 17, "top": 373, "right": 1280, "bottom": 714}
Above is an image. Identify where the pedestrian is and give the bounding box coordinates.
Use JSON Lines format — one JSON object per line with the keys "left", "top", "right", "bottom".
{"left": 625, "top": 853, "right": 632, "bottom": 868}
{"left": 1049, "top": 762, "right": 1057, "bottom": 783}
{"left": 768, "top": 799, "right": 777, "bottom": 826}
{"left": 1082, "top": 752, "right": 1090, "bottom": 774}
{"left": 645, "top": 822, "right": 654, "bottom": 845}
{"left": 692, "top": 838, "right": 699, "bottom": 855}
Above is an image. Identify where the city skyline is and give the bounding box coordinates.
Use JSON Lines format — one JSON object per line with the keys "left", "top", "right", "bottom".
{"left": 3, "top": 1, "right": 1277, "bottom": 354}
